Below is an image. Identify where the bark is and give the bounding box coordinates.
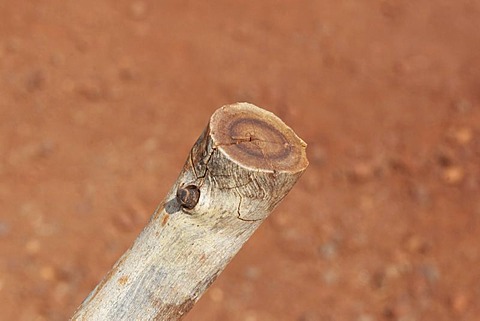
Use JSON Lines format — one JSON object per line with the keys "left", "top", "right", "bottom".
{"left": 71, "top": 102, "right": 308, "bottom": 321}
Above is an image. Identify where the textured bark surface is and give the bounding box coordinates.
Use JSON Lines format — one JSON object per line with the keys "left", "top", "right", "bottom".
{"left": 71, "top": 102, "right": 308, "bottom": 321}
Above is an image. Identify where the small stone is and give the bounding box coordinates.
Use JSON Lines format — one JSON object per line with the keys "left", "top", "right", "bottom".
{"left": 272, "top": 212, "right": 290, "bottom": 226}
{"left": 318, "top": 241, "right": 337, "bottom": 260}
{"left": 370, "top": 270, "right": 385, "bottom": 289}
{"left": 310, "top": 143, "right": 326, "bottom": 166}
{"left": 75, "top": 199, "right": 93, "bottom": 215}
{"left": 352, "top": 163, "right": 373, "bottom": 179}
{"left": 244, "top": 312, "right": 258, "bottom": 321}
{"left": 0, "top": 221, "right": 10, "bottom": 237}
{"left": 380, "top": 1, "right": 399, "bottom": 19}
{"left": 442, "top": 166, "right": 465, "bottom": 184}
{"left": 451, "top": 292, "right": 469, "bottom": 314}
{"left": 119, "top": 67, "right": 134, "bottom": 81}
{"left": 208, "top": 287, "right": 224, "bottom": 303}
{"left": 113, "top": 211, "right": 138, "bottom": 232}
{"left": 357, "top": 314, "right": 376, "bottom": 321}
{"left": 406, "top": 235, "right": 429, "bottom": 254}
{"left": 143, "top": 137, "right": 158, "bottom": 152}
{"left": 323, "top": 269, "right": 338, "bottom": 285}
{"left": 298, "top": 311, "right": 321, "bottom": 321}
{"left": 25, "top": 70, "right": 45, "bottom": 92}
{"left": 244, "top": 266, "right": 261, "bottom": 280}
{"left": 40, "top": 265, "right": 56, "bottom": 281}
{"left": 25, "top": 239, "right": 41, "bottom": 255}
{"left": 76, "top": 81, "right": 107, "bottom": 101}
{"left": 385, "top": 263, "right": 405, "bottom": 279}
{"left": 382, "top": 306, "right": 396, "bottom": 320}
{"left": 359, "top": 195, "right": 374, "bottom": 211}
{"left": 73, "top": 110, "right": 87, "bottom": 125}
{"left": 448, "top": 127, "right": 473, "bottom": 145}
{"left": 348, "top": 162, "right": 379, "bottom": 182}
{"left": 436, "top": 148, "right": 455, "bottom": 167}
{"left": 452, "top": 99, "right": 472, "bottom": 113}
{"left": 50, "top": 53, "right": 66, "bottom": 66}
{"left": 130, "top": 1, "right": 147, "bottom": 20}
{"left": 36, "top": 140, "right": 56, "bottom": 158}
{"left": 6, "top": 37, "right": 22, "bottom": 53}
{"left": 409, "top": 184, "right": 430, "bottom": 206}
{"left": 420, "top": 264, "right": 440, "bottom": 284}
{"left": 53, "top": 281, "right": 71, "bottom": 305}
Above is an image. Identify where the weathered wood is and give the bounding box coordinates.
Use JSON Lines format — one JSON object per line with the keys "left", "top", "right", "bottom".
{"left": 71, "top": 102, "right": 308, "bottom": 321}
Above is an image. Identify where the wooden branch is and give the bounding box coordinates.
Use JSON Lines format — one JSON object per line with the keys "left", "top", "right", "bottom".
{"left": 71, "top": 102, "right": 308, "bottom": 321}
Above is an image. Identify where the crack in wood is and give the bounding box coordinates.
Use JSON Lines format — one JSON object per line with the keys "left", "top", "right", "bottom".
{"left": 227, "top": 135, "right": 292, "bottom": 147}
{"left": 214, "top": 130, "right": 288, "bottom": 175}
{"left": 236, "top": 195, "right": 261, "bottom": 222}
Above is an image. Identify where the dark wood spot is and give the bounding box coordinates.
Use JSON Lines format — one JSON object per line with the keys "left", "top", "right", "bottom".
{"left": 161, "top": 214, "right": 170, "bottom": 226}
{"left": 118, "top": 275, "right": 129, "bottom": 286}
{"left": 152, "top": 298, "right": 196, "bottom": 321}
{"left": 176, "top": 185, "right": 200, "bottom": 210}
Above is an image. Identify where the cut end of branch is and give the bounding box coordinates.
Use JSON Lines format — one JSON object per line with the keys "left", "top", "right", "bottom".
{"left": 210, "top": 102, "right": 308, "bottom": 173}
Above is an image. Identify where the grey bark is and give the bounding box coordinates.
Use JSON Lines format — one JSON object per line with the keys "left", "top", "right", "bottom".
{"left": 71, "top": 102, "right": 308, "bottom": 321}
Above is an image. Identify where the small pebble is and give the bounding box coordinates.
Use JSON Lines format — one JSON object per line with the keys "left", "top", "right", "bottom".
{"left": 357, "top": 314, "right": 376, "bottom": 321}
{"left": 113, "top": 211, "right": 137, "bottom": 232}
{"left": 449, "top": 127, "right": 473, "bottom": 145}
{"left": 118, "top": 67, "right": 134, "bottom": 81}
{"left": 208, "top": 287, "right": 224, "bottom": 303}
{"left": 453, "top": 99, "right": 472, "bottom": 113}
{"left": 0, "top": 221, "right": 10, "bottom": 237}
{"left": 310, "top": 143, "right": 326, "bottom": 166}
{"left": 244, "top": 266, "right": 261, "bottom": 280}
{"left": 359, "top": 195, "right": 374, "bottom": 211}
{"left": 442, "top": 166, "right": 464, "bottom": 184}
{"left": 409, "top": 184, "right": 430, "bottom": 206}
{"left": 130, "top": 1, "right": 147, "bottom": 20}
{"left": 323, "top": 269, "right": 338, "bottom": 285}
{"left": 244, "top": 312, "right": 258, "bottom": 321}
{"left": 272, "top": 212, "right": 290, "bottom": 227}
{"left": 39, "top": 265, "right": 56, "bottom": 281}
{"left": 298, "top": 311, "right": 321, "bottom": 321}
{"left": 451, "top": 292, "right": 469, "bottom": 314}
{"left": 76, "top": 82, "right": 107, "bottom": 101}
{"left": 53, "top": 281, "right": 71, "bottom": 305}
{"left": 25, "top": 239, "right": 41, "bottom": 255}
{"left": 406, "top": 235, "right": 429, "bottom": 254}
{"left": 420, "top": 264, "right": 440, "bottom": 284}
{"left": 318, "top": 241, "right": 337, "bottom": 260}
{"left": 25, "top": 70, "right": 45, "bottom": 92}
{"left": 143, "top": 137, "right": 158, "bottom": 152}
{"left": 348, "top": 162, "right": 379, "bottom": 182}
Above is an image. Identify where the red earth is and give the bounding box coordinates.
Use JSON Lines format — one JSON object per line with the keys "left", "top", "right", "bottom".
{"left": 1, "top": 1, "right": 480, "bottom": 320}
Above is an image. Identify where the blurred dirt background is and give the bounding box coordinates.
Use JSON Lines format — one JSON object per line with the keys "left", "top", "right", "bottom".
{"left": 1, "top": 1, "right": 480, "bottom": 320}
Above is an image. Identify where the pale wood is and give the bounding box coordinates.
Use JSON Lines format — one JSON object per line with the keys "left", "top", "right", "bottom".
{"left": 71, "top": 102, "right": 308, "bottom": 321}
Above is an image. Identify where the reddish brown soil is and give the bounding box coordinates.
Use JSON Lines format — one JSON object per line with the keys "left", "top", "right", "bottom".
{"left": 1, "top": 1, "right": 480, "bottom": 320}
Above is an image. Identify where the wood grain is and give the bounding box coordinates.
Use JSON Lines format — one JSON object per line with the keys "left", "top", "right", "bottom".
{"left": 71, "top": 102, "right": 308, "bottom": 321}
